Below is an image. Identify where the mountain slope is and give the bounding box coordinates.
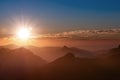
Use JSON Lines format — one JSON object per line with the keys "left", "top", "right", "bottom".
{"left": 41, "top": 53, "right": 100, "bottom": 80}
{"left": 2, "top": 44, "right": 95, "bottom": 62}
{"left": 0, "top": 47, "right": 47, "bottom": 80}
{"left": 28, "top": 46, "right": 94, "bottom": 62}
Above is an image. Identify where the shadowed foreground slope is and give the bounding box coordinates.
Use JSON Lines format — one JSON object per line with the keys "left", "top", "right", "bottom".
{"left": 0, "top": 46, "right": 120, "bottom": 80}
{"left": 40, "top": 45, "right": 120, "bottom": 80}
{"left": 0, "top": 47, "right": 47, "bottom": 80}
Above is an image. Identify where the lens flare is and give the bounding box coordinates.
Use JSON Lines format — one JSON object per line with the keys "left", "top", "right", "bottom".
{"left": 16, "top": 27, "right": 31, "bottom": 41}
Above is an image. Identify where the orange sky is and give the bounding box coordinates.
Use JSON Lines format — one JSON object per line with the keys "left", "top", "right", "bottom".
{"left": 0, "top": 37, "right": 120, "bottom": 51}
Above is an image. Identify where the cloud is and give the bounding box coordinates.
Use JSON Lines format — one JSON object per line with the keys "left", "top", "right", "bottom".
{"left": 40, "top": 29, "right": 120, "bottom": 39}
{"left": 0, "top": 28, "right": 120, "bottom": 40}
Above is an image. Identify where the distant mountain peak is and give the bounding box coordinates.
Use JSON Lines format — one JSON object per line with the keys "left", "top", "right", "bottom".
{"left": 12, "top": 47, "right": 31, "bottom": 52}
{"left": 103, "top": 45, "right": 120, "bottom": 59}
{"left": 49, "top": 52, "right": 76, "bottom": 65}
{"left": 10, "top": 47, "right": 39, "bottom": 59}
{"left": 64, "top": 52, "right": 75, "bottom": 58}
{"left": 57, "top": 52, "right": 76, "bottom": 61}
{"left": 6, "top": 47, "right": 47, "bottom": 66}
{"left": 16, "top": 47, "right": 28, "bottom": 51}
{"left": 110, "top": 45, "right": 120, "bottom": 52}
{"left": 62, "top": 45, "right": 69, "bottom": 50}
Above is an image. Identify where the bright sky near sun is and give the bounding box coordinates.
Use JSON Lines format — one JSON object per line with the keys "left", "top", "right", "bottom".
{"left": 0, "top": 0, "right": 119, "bottom": 43}
{"left": 0, "top": 0, "right": 120, "bottom": 34}
{"left": 16, "top": 27, "right": 31, "bottom": 40}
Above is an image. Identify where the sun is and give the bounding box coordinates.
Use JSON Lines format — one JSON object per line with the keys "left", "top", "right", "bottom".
{"left": 16, "top": 27, "right": 31, "bottom": 41}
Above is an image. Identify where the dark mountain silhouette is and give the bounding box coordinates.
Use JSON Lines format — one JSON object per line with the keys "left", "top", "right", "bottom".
{"left": 108, "top": 45, "right": 120, "bottom": 58}
{"left": 0, "top": 45, "right": 120, "bottom": 80}
{"left": 94, "top": 49, "right": 109, "bottom": 55}
{"left": 0, "top": 47, "right": 47, "bottom": 80}
{"left": 98, "top": 45, "right": 120, "bottom": 67}
{"left": 41, "top": 53, "right": 101, "bottom": 80}
{"left": 62, "top": 46, "right": 94, "bottom": 57}
{"left": 27, "top": 45, "right": 94, "bottom": 62}
{"left": 9, "top": 47, "right": 46, "bottom": 67}
{"left": 41, "top": 45, "right": 120, "bottom": 80}
{"left": 100, "top": 45, "right": 120, "bottom": 59}
{"left": 2, "top": 45, "right": 95, "bottom": 62}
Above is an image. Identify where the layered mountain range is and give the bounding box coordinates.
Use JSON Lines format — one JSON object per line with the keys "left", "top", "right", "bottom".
{"left": 0, "top": 45, "right": 120, "bottom": 80}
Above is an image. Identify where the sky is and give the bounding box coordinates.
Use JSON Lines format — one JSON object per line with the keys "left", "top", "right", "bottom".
{"left": 0, "top": 0, "right": 120, "bottom": 48}
{"left": 0, "top": 0, "right": 120, "bottom": 34}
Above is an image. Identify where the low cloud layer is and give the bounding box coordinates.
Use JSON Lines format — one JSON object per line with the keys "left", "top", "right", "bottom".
{"left": 0, "top": 28, "right": 120, "bottom": 40}
{"left": 40, "top": 29, "right": 120, "bottom": 39}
